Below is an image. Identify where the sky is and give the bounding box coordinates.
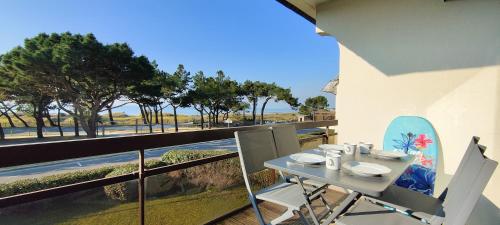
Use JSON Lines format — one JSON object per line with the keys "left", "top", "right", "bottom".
{"left": 0, "top": 0, "right": 339, "bottom": 115}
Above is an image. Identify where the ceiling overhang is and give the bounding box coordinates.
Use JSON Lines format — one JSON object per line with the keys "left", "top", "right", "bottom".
{"left": 277, "top": 0, "right": 317, "bottom": 24}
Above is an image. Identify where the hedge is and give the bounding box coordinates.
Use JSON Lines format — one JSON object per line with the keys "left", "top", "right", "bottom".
{"left": 104, "top": 150, "right": 238, "bottom": 201}
{"left": 161, "top": 149, "right": 232, "bottom": 164}
{"left": 0, "top": 149, "right": 273, "bottom": 201}
{"left": 0, "top": 167, "right": 115, "bottom": 198}
{"left": 103, "top": 164, "right": 139, "bottom": 201}
{"left": 0, "top": 159, "right": 168, "bottom": 199}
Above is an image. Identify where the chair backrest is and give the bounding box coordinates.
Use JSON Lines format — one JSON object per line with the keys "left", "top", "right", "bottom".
{"left": 235, "top": 129, "right": 278, "bottom": 194}
{"left": 271, "top": 125, "right": 302, "bottom": 157}
{"left": 383, "top": 116, "right": 439, "bottom": 195}
{"left": 440, "top": 136, "right": 480, "bottom": 201}
{"left": 441, "top": 143, "right": 498, "bottom": 225}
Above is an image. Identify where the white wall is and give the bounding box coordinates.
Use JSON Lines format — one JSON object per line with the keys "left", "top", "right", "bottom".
{"left": 314, "top": 0, "right": 500, "bottom": 223}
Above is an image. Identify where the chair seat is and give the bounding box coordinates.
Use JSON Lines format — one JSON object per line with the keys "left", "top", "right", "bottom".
{"left": 365, "top": 185, "right": 444, "bottom": 222}
{"left": 289, "top": 176, "right": 328, "bottom": 188}
{"left": 336, "top": 199, "right": 425, "bottom": 225}
{"left": 255, "top": 182, "right": 307, "bottom": 210}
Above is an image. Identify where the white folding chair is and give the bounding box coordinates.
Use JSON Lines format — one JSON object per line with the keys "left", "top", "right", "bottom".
{"left": 335, "top": 138, "right": 497, "bottom": 225}
{"left": 235, "top": 129, "right": 314, "bottom": 225}
{"left": 271, "top": 125, "right": 332, "bottom": 209}
{"left": 365, "top": 137, "right": 479, "bottom": 222}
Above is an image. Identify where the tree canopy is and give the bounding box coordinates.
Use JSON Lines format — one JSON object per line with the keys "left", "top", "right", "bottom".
{"left": 162, "top": 64, "right": 191, "bottom": 132}
{"left": 0, "top": 32, "right": 154, "bottom": 138}
{"left": 299, "top": 96, "right": 329, "bottom": 116}
{"left": 0, "top": 32, "right": 318, "bottom": 139}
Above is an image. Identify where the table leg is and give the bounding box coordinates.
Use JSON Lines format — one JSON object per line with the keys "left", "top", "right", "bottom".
{"left": 293, "top": 175, "right": 321, "bottom": 225}
{"left": 321, "top": 192, "right": 360, "bottom": 224}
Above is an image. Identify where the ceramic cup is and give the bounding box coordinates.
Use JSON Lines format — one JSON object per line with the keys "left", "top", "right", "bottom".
{"left": 320, "top": 144, "right": 345, "bottom": 155}
{"left": 359, "top": 142, "right": 374, "bottom": 154}
{"left": 343, "top": 143, "right": 357, "bottom": 155}
{"left": 325, "top": 149, "right": 343, "bottom": 156}
{"left": 326, "top": 152, "right": 341, "bottom": 170}
{"left": 319, "top": 144, "right": 345, "bottom": 151}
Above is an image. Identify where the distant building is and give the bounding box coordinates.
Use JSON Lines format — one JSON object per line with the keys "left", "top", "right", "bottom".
{"left": 282, "top": 0, "right": 500, "bottom": 219}
{"left": 297, "top": 114, "right": 311, "bottom": 122}
{"left": 297, "top": 109, "right": 335, "bottom": 122}
{"left": 313, "top": 109, "right": 335, "bottom": 121}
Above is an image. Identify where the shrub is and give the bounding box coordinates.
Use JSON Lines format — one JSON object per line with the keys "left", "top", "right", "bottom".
{"left": 184, "top": 157, "right": 243, "bottom": 190}
{"left": 103, "top": 159, "right": 168, "bottom": 201}
{"left": 0, "top": 150, "right": 242, "bottom": 202}
{"left": 145, "top": 160, "right": 167, "bottom": 169}
{"left": 103, "top": 165, "right": 138, "bottom": 201}
{"left": 249, "top": 169, "right": 278, "bottom": 191}
{"left": 161, "top": 149, "right": 231, "bottom": 164}
{"left": 0, "top": 158, "right": 168, "bottom": 201}
{"left": 161, "top": 150, "right": 243, "bottom": 192}
{"left": 0, "top": 167, "right": 115, "bottom": 198}
{"left": 104, "top": 150, "right": 240, "bottom": 200}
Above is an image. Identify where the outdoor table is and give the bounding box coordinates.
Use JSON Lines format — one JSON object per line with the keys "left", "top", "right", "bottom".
{"left": 264, "top": 149, "right": 415, "bottom": 225}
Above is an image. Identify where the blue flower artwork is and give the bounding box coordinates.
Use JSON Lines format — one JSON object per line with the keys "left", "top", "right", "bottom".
{"left": 396, "top": 164, "right": 435, "bottom": 196}
{"left": 383, "top": 116, "right": 439, "bottom": 196}
{"left": 393, "top": 132, "right": 419, "bottom": 153}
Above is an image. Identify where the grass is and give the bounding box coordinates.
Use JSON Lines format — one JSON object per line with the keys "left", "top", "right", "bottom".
{"left": 0, "top": 112, "right": 299, "bottom": 127}
{"left": 1, "top": 186, "right": 248, "bottom": 225}
{"left": 0, "top": 114, "right": 196, "bottom": 128}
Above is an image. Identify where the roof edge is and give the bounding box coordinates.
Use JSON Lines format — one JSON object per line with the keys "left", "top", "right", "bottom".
{"left": 276, "top": 0, "right": 316, "bottom": 24}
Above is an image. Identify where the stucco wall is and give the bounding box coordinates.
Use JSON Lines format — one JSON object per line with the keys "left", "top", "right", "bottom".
{"left": 315, "top": 0, "right": 500, "bottom": 223}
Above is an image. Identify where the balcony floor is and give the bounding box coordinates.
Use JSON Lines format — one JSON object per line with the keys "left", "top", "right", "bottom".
{"left": 215, "top": 189, "right": 347, "bottom": 225}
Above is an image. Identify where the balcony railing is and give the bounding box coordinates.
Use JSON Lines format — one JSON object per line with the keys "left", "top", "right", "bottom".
{"left": 0, "top": 120, "right": 337, "bottom": 225}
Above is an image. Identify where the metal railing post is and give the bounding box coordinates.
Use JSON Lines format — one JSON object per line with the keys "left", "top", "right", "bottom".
{"left": 138, "top": 149, "right": 145, "bottom": 225}
{"left": 324, "top": 126, "right": 330, "bottom": 144}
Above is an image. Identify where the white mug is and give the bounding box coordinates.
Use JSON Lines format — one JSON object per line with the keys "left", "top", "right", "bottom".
{"left": 343, "top": 143, "right": 357, "bottom": 155}
{"left": 320, "top": 144, "right": 345, "bottom": 151}
{"left": 326, "top": 152, "right": 341, "bottom": 170}
{"left": 359, "top": 142, "right": 374, "bottom": 154}
{"left": 325, "top": 149, "right": 342, "bottom": 155}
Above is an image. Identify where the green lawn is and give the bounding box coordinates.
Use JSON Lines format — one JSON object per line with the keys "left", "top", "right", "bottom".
{"left": 0, "top": 112, "right": 299, "bottom": 128}
{"left": 1, "top": 186, "right": 248, "bottom": 225}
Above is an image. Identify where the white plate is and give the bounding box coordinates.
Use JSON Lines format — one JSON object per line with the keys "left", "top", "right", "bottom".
{"left": 372, "top": 151, "right": 407, "bottom": 159}
{"left": 318, "top": 144, "right": 344, "bottom": 151}
{"left": 342, "top": 161, "right": 391, "bottom": 176}
{"left": 290, "top": 153, "right": 326, "bottom": 165}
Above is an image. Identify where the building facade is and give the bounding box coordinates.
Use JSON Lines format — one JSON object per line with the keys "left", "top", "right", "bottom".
{"left": 280, "top": 0, "right": 500, "bottom": 224}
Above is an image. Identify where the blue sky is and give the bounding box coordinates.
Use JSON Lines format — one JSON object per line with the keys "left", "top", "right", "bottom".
{"left": 0, "top": 0, "right": 339, "bottom": 115}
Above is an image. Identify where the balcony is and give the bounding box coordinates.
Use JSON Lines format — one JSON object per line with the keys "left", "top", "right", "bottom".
{"left": 0, "top": 120, "right": 337, "bottom": 225}
{"left": 213, "top": 190, "right": 345, "bottom": 225}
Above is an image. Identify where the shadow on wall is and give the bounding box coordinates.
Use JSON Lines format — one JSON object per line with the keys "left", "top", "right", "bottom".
{"left": 316, "top": 0, "right": 500, "bottom": 75}
{"left": 496, "top": 76, "right": 500, "bottom": 156}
